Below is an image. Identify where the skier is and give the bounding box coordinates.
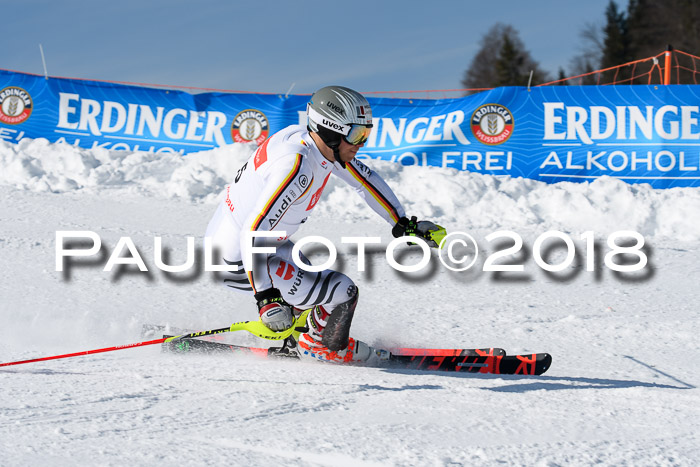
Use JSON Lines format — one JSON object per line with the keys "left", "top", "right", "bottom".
{"left": 205, "top": 85, "right": 445, "bottom": 363}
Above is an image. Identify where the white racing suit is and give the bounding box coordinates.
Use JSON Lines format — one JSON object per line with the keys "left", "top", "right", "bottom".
{"left": 205, "top": 125, "right": 406, "bottom": 354}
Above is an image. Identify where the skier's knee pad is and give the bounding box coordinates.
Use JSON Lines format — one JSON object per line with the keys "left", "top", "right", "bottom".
{"left": 321, "top": 286, "right": 359, "bottom": 351}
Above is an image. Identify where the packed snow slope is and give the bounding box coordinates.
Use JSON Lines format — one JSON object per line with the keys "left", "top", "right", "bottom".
{"left": 1, "top": 138, "right": 699, "bottom": 466}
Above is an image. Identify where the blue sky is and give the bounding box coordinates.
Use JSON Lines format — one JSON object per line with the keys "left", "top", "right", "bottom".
{"left": 4, "top": 0, "right": 623, "bottom": 95}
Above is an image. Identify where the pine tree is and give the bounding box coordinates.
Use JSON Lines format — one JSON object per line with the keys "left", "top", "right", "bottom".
{"left": 495, "top": 34, "right": 526, "bottom": 86}
{"left": 626, "top": 0, "right": 700, "bottom": 83}
{"left": 601, "top": 1, "right": 629, "bottom": 69}
{"left": 461, "top": 23, "right": 549, "bottom": 93}
{"left": 626, "top": 0, "right": 659, "bottom": 62}
{"left": 600, "top": 1, "right": 632, "bottom": 82}
{"left": 557, "top": 68, "right": 568, "bottom": 85}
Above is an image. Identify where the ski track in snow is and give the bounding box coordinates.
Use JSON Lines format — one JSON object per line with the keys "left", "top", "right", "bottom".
{"left": 1, "top": 139, "right": 699, "bottom": 466}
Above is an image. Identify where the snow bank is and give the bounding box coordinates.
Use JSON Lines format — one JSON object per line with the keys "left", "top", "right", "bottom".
{"left": 0, "top": 138, "right": 252, "bottom": 203}
{"left": 2, "top": 138, "right": 699, "bottom": 241}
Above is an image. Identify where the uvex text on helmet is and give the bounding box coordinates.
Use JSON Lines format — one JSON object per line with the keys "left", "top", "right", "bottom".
{"left": 307, "top": 86, "right": 373, "bottom": 136}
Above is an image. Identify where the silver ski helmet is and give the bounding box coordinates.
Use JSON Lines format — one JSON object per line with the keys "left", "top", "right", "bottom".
{"left": 307, "top": 86, "right": 373, "bottom": 166}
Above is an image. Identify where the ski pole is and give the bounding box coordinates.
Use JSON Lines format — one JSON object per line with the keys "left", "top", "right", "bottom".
{"left": 0, "top": 326, "right": 232, "bottom": 368}
{"left": 0, "top": 337, "right": 178, "bottom": 367}
{"left": 0, "top": 310, "right": 309, "bottom": 368}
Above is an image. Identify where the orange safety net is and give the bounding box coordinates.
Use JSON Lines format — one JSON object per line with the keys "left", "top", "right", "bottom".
{"left": 669, "top": 50, "right": 700, "bottom": 85}
{"left": 3, "top": 49, "right": 698, "bottom": 100}
{"left": 537, "top": 52, "right": 666, "bottom": 86}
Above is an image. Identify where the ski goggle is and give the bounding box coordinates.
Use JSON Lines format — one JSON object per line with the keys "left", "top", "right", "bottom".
{"left": 307, "top": 105, "right": 373, "bottom": 146}
{"left": 343, "top": 124, "right": 372, "bottom": 146}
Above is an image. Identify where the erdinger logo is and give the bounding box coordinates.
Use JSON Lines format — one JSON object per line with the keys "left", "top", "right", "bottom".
{"left": 471, "top": 104, "right": 514, "bottom": 145}
{"left": 0, "top": 87, "right": 33, "bottom": 125}
{"left": 231, "top": 109, "right": 269, "bottom": 145}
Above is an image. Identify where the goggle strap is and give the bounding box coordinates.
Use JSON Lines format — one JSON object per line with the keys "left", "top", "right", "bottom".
{"left": 307, "top": 106, "right": 350, "bottom": 136}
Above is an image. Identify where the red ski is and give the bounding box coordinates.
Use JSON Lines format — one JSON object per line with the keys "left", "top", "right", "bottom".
{"left": 388, "top": 351, "right": 552, "bottom": 375}
{"left": 161, "top": 335, "right": 552, "bottom": 376}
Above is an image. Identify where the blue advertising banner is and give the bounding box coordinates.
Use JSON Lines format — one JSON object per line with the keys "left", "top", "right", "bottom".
{"left": 2, "top": 69, "right": 700, "bottom": 188}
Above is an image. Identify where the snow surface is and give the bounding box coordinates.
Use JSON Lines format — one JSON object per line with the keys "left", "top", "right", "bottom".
{"left": 1, "top": 138, "right": 699, "bottom": 466}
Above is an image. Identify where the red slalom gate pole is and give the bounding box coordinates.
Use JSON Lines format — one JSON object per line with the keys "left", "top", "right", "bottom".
{"left": 0, "top": 338, "right": 169, "bottom": 367}
{"left": 0, "top": 324, "right": 237, "bottom": 367}
{"left": 0, "top": 314, "right": 310, "bottom": 368}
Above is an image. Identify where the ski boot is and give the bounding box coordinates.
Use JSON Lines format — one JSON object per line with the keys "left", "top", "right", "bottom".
{"left": 297, "top": 304, "right": 389, "bottom": 364}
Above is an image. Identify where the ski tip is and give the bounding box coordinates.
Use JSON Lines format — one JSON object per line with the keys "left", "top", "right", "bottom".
{"left": 542, "top": 352, "right": 553, "bottom": 371}
{"left": 532, "top": 353, "right": 553, "bottom": 375}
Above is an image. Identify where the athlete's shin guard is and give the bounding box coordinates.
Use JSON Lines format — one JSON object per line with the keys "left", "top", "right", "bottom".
{"left": 320, "top": 288, "right": 359, "bottom": 351}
